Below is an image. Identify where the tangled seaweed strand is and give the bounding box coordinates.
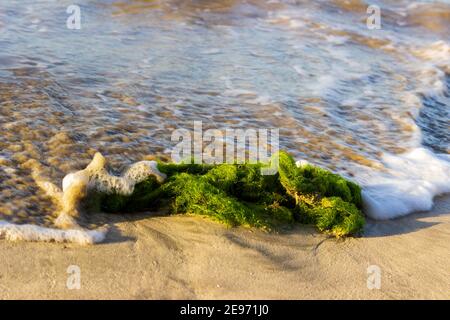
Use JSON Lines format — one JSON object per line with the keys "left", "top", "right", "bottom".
{"left": 100, "top": 151, "right": 365, "bottom": 237}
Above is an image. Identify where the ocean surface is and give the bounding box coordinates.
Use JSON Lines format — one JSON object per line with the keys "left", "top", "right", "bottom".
{"left": 0, "top": 0, "right": 449, "bottom": 231}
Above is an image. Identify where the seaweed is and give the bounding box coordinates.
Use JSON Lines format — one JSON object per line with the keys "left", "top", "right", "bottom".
{"left": 95, "top": 150, "right": 365, "bottom": 237}
{"left": 277, "top": 151, "right": 364, "bottom": 236}
{"left": 161, "top": 173, "right": 272, "bottom": 228}
{"left": 295, "top": 196, "right": 364, "bottom": 237}
{"left": 101, "top": 175, "right": 162, "bottom": 213}
{"left": 157, "top": 162, "right": 213, "bottom": 177}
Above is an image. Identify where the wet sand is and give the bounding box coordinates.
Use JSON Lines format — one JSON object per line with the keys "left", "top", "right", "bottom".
{"left": 0, "top": 195, "right": 449, "bottom": 299}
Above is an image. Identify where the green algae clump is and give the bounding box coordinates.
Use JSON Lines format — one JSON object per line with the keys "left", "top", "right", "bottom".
{"left": 100, "top": 175, "right": 162, "bottom": 213}
{"left": 161, "top": 172, "right": 272, "bottom": 228}
{"left": 97, "top": 151, "right": 365, "bottom": 237}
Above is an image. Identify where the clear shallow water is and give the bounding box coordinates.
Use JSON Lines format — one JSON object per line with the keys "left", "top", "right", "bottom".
{"left": 0, "top": 0, "right": 449, "bottom": 227}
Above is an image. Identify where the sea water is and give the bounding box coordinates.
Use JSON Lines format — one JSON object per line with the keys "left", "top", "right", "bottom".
{"left": 0, "top": 0, "right": 449, "bottom": 241}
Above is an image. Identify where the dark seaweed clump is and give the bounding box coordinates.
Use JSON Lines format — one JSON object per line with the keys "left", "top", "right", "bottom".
{"left": 99, "top": 151, "right": 364, "bottom": 237}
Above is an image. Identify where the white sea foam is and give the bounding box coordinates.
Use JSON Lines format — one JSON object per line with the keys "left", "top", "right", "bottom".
{"left": 412, "top": 41, "right": 450, "bottom": 74}
{"left": 0, "top": 153, "right": 166, "bottom": 245}
{"left": 0, "top": 221, "right": 106, "bottom": 245}
{"left": 354, "top": 41, "right": 450, "bottom": 220}
{"left": 354, "top": 148, "right": 450, "bottom": 220}
{"left": 296, "top": 159, "right": 310, "bottom": 167}
{"left": 62, "top": 156, "right": 166, "bottom": 196}
{"left": 409, "top": 41, "right": 450, "bottom": 98}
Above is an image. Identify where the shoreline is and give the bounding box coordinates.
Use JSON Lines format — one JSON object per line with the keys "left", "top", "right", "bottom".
{"left": 0, "top": 195, "right": 449, "bottom": 299}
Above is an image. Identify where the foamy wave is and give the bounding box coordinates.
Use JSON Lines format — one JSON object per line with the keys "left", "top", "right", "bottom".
{"left": 63, "top": 153, "right": 166, "bottom": 196}
{"left": 356, "top": 148, "right": 450, "bottom": 220}
{"left": 413, "top": 41, "right": 450, "bottom": 73}
{"left": 356, "top": 41, "right": 450, "bottom": 219}
{"left": 0, "top": 221, "right": 106, "bottom": 245}
{"left": 0, "top": 152, "right": 166, "bottom": 245}
{"left": 411, "top": 41, "right": 450, "bottom": 97}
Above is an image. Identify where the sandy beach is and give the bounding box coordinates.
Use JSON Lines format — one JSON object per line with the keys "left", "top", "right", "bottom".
{"left": 1, "top": 0, "right": 449, "bottom": 303}
{"left": 1, "top": 195, "right": 448, "bottom": 300}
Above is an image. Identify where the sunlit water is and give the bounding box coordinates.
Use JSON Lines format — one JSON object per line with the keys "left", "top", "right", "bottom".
{"left": 0, "top": 0, "right": 449, "bottom": 229}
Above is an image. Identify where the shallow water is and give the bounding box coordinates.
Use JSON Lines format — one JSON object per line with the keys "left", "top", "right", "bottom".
{"left": 0, "top": 0, "right": 449, "bottom": 228}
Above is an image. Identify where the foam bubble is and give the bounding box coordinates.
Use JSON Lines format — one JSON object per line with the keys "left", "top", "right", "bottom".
{"left": 0, "top": 221, "right": 106, "bottom": 245}
{"left": 296, "top": 159, "right": 310, "bottom": 167}
{"left": 86, "top": 159, "right": 166, "bottom": 196}
{"left": 355, "top": 148, "right": 450, "bottom": 220}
